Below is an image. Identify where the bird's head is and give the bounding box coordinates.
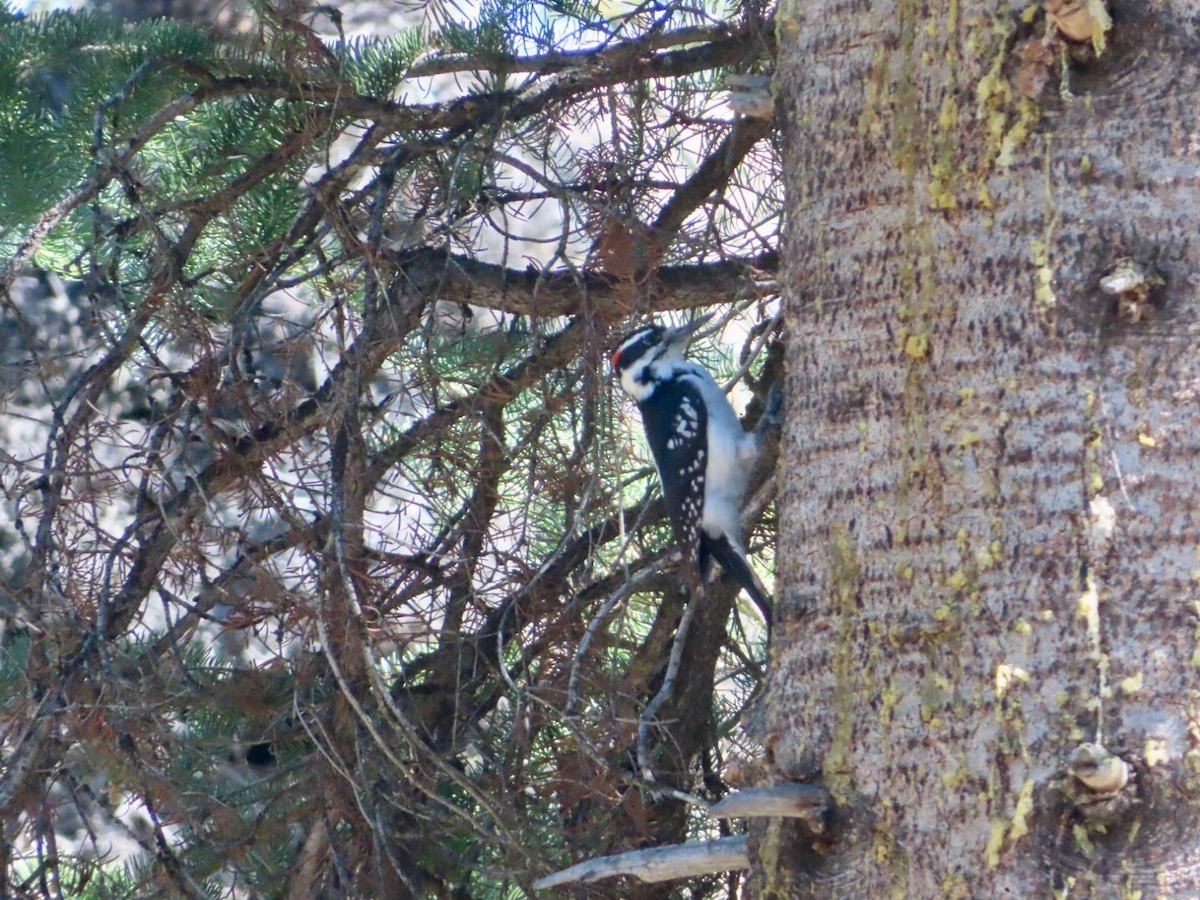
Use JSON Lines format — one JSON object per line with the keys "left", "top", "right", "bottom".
{"left": 611, "top": 315, "right": 710, "bottom": 401}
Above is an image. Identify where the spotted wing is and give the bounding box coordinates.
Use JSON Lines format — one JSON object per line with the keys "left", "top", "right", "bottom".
{"left": 639, "top": 376, "right": 707, "bottom": 555}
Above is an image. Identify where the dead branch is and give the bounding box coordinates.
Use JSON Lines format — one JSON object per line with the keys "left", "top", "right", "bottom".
{"left": 708, "top": 784, "right": 830, "bottom": 828}
{"left": 532, "top": 835, "right": 750, "bottom": 889}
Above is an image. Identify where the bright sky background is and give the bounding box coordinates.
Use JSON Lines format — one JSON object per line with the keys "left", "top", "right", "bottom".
{"left": 14, "top": 0, "right": 83, "bottom": 11}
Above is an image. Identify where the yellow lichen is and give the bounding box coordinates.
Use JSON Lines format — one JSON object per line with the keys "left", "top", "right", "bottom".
{"left": 1073, "top": 823, "right": 1095, "bottom": 856}
{"left": 995, "top": 664, "right": 1030, "bottom": 698}
{"left": 1034, "top": 265, "right": 1057, "bottom": 310}
{"left": 942, "top": 767, "right": 967, "bottom": 788}
{"left": 880, "top": 679, "right": 900, "bottom": 722}
{"left": 1144, "top": 737, "right": 1169, "bottom": 767}
{"left": 1119, "top": 672, "right": 1143, "bottom": 695}
{"left": 1010, "top": 778, "right": 1035, "bottom": 840}
{"left": 1087, "top": 0, "right": 1113, "bottom": 53}
{"left": 904, "top": 331, "right": 930, "bottom": 362}
{"left": 986, "top": 778, "right": 1035, "bottom": 867}
{"left": 1191, "top": 598, "right": 1200, "bottom": 665}
{"left": 929, "top": 175, "right": 959, "bottom": 210}
{"left": 938, "top": 94, "right": 959, "bottom": 130}
{"left": 1077, "top": 583, "right": 1099, "bottom": 640}
{"left": 824, "top": 524, "right": 863, "bottom": 798}
{"left": 976, "top": 541, "right": 1002, "bottom": 569}
{"left": 985, "top": 819, "right": 1007, "bottom": 868}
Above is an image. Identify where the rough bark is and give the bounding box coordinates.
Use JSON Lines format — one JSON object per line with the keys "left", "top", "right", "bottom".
{"left": 762, "top": 1, "right": 1200, "bottom": 896}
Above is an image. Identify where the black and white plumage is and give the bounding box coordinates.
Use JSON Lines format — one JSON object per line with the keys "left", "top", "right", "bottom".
{"left": 610, "top": 315, "right": 773, "bottom": 625}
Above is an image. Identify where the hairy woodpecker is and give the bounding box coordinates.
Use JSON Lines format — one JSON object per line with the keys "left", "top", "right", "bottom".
{"left": 611, "top": 315, "right": 774, "bottom": 625}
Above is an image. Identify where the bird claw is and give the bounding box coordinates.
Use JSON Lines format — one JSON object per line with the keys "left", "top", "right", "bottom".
{"left": 757, "top": 382, "right": 783, "bottom": 433}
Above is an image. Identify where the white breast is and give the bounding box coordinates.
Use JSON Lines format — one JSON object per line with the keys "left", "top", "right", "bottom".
{"left": 678, "top": 365, "right": 758, "bottom": 543}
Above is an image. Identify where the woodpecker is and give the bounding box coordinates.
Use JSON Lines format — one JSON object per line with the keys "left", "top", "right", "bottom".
{"left": 611, "top": 315, "right": 774, "bottom": 625}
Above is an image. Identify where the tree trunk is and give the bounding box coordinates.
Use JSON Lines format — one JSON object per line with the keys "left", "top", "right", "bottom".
{"left": 761, "top": 1, "right": 1200, "bottom": 896}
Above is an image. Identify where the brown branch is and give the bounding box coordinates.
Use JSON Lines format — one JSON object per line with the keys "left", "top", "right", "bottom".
{"left": 160, "top": 21, "right": 772, "bottom": 144}
{"left": 3, "top": 213, "right": 424, "bottom": 825}
{"left": 406, "top": 23, "right": 741, "bottom": 77}
{"left": 438, "top": 402, "right": 510, "bottom": 643}
{"left": 389, "top": 248, "right": 777, "bottom": 317}
{"left": 0, "top": 695, "right": 59, "bottom": 818}
{"left": 364, "top": 317, "right": 592, "bottom": 489}
{"left": 653, "top": 117, "right": 776, "bottom": 238}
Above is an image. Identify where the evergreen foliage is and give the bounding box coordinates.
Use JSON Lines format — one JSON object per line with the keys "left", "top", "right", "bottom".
{"left": 0, "top": 0, "right": 780, "bottom": 895}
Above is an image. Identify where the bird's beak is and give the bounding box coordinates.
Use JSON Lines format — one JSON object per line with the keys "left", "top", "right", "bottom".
{"left": 665, "top": 313, "right": 712, "bottom": 348}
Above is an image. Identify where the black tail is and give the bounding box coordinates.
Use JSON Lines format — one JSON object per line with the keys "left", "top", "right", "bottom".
{"left": 699, "top": 533, "right": 773, "bottom": 628}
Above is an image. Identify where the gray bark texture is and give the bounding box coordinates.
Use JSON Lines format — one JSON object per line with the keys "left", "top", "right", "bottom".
{"left": 760, "top": 0, "right": 1200, "bottom": 896}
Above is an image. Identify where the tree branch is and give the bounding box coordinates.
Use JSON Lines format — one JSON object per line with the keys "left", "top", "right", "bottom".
{"left": 532, "top": 835, "right": 749, "bottom": 888}
{"left": 389, "top": 247, "right": 777, "bottom": 317}
{"left": 407, "top": 23, "right": 742, "bottom": 77}
{"left": 708, "top": 784, "right": 831, "bottom": 826}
